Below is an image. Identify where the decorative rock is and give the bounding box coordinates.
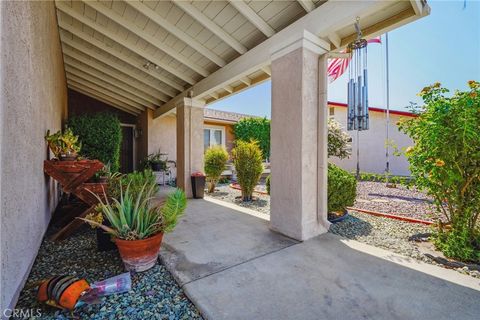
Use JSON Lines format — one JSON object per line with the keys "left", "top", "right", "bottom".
{"left": 14, "top": 227, "right": 202, "bottom": 319}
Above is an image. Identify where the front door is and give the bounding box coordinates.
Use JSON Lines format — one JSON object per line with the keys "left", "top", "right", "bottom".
{"left": 120, "top": 125, "right": 134, "bottom": 173}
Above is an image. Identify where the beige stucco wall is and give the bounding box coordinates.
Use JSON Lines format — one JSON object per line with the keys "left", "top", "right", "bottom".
{"left": 329, "top": 107, "right": 413, "bottom": 176}
{"left": 147, "top": 111, "right": 177, "bottom": 161}
{"left": 0, "top": 0, "right": 67, "bottom": 312}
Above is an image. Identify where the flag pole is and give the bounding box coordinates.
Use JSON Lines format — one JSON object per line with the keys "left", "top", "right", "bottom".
{"left": 385, "top": 33, "right": 391, "bottom": 184}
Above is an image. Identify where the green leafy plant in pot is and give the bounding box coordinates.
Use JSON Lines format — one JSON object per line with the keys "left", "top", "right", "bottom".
{"left": 143, "top": 151, "right": 167, "bottom": 172}
{"left": 81, "top": 182, "right": 187, "bottom": 272}
{"left": 45, "top": 127, "right": 82, "bottom": 161}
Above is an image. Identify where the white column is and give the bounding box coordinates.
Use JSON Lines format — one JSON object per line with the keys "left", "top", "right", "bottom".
{"left": 176, "top": 98, "right": 205, "bottom": 198}
{"left": 270, "top": 31, "right": 330, "bottom": 241}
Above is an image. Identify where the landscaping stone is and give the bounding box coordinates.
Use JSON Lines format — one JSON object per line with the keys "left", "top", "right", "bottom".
{"left": 354, "top": 181, "right": 439, "bottom": 221}
{"left": 330, "top": 211, "right": 480, "bottom": 279}
{"left": 14, "top": 227, "right": 202, "bottom": 320}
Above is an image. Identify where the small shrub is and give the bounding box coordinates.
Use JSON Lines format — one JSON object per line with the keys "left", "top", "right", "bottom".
{"left": 328, "top": 163, "right": 357, "bottom": 213}
{"left": 204, "top": 146, "right": 229, "bottom": 193}
{"left": 328, "top": 119, "right": 351, "bottom": 159}
{"left": 234, "top": 117, "right": 270, "bottom": 159}
{"left": 398, "top": 81, "right": 480, "bottom": 262}
{"left": 68, "top": 113, "right": 122, "bottom": 172}
{"left": 232, "top": 140, "right": 263, "bottom": 201}
{"left": 266, "top": 174, "right": 271, "bottom": 195}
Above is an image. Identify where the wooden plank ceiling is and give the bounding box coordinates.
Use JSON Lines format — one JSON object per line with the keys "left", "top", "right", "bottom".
{"left": 55, "top": 0, "right": 324, "bottom": 115}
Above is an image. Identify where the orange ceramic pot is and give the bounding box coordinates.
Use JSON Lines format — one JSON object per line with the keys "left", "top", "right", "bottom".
{"left": 115, "top": 233, "right": 164, "bottom": 272}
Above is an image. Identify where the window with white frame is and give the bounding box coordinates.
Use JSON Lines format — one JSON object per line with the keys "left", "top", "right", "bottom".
{"left": 204, "top": 125, "right": 226, "bottom": 151}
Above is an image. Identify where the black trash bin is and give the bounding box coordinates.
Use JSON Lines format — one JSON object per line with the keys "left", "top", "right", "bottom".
{"left": 191, "top": 173, "right": 206, "bottom": 199}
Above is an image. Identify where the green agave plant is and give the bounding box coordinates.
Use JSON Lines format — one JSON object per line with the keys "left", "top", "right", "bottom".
{"left": 81, "top": 182, "right": 187, "bottom": 240}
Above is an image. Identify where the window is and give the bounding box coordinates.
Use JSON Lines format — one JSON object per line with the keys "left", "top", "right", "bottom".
{"left": 204, "top": 125, "right": 226, "bottom": 151}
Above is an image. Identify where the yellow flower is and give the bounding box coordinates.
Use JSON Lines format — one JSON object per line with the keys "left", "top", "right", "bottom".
{"left": 435, "top": 159, "right": 445, "bottom": 167}
{"left": 468, "top": 80, "right": 479, "bottom": 89}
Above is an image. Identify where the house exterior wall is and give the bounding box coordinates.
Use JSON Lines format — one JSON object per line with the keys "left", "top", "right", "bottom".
{"left": 0, "top": 0, "right": 67, "bottom": 312}
{"left": 148, "top": 111, "right": 177, "bottom": 161}
{"left": 329, "top": 106, "right": 414, "bottom": 176}
{"left": 204, "top": 121, "right": 235, "bottom": 154}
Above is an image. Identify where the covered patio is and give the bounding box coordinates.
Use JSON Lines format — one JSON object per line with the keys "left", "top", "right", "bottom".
{"left": 1, "top": 0, "right": 437, "bottom": 316}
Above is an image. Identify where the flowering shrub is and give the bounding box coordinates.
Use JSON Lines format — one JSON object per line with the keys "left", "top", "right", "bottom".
{"left": 328, "top": 118, "right": 351, "bottom": 159}
{"left": 204, "top": 146, "right": 229, "bottom": 193}
{"left": 398, "top": 81, "right": 480, "bottom": 262}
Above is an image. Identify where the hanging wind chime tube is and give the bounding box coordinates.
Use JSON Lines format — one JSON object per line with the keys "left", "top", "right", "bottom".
{"left": 347, "top": 18, "right": 369, "bottom": 132}
{"left": 346, "top": 17, "right": 370, "bottom": 179}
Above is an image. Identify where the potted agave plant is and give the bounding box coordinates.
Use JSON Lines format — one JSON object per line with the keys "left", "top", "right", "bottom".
{"left": 45, "top": 127, "right": 81, "bottom": 161}
{"left": 82, "top": 181, "right": 187, "bottom": 272}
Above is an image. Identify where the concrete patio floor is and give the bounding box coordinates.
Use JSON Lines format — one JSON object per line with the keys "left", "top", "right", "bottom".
{"left": 159, "top": 198, "right": 480, "bottom": 320}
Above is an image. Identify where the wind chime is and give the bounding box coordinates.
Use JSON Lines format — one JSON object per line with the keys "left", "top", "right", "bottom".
{"left": 346, "top": 17, "right": 370, "bottom": 178}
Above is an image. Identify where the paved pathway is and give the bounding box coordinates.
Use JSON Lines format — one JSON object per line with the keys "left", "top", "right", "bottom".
{"left": 159, "top": 199, "right": 480, "bottom": 320}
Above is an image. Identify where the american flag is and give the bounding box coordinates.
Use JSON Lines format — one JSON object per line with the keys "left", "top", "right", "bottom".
{"left": 327, "top": 37, "right": 381, "bottom": 83}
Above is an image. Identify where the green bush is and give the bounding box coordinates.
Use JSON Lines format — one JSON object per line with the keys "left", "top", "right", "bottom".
{"left": 232, "top": 140, "right": 263, "bottom": 201}
{"left": 68, "top": 113, "right": 122, "bottom": 172}
{"left": 398, "top": 81, "right": 480, "bottom": 262}
{"left": 266, "top": 174, "right": 271, "bottom": 195}
{"left": 328, "top": 163, "right": 357, "bottom": 213}
{"left": 204, "top": 146, "right": 229, "bottom": 193}
{"left": 234, "top": 117, "right": 270, "bottom": 159}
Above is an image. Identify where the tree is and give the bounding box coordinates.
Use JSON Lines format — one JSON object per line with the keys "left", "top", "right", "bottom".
{"left": 398, "top": 81, "right": 480, "bottom": 262}
{"left": 234, "top": 117, "right": 270, "bottom": 159}
{"left": 204, "top": 146, "right": 229, "bottom": 193}
{"left": 232, "top": 140, "right": 263, "bottom": 201}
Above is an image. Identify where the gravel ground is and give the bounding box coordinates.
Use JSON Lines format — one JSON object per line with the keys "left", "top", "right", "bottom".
{"left": 207, "top": 184, "right": 270, "bottom": 215}
{"left": 14, "top": 227, "right": 202, "bottom": 320}
{"left": 354, "top": 181, "right": 439, "bottom": 221}
{"left": 330, "top": 211, "right": 480, "bottom": 279}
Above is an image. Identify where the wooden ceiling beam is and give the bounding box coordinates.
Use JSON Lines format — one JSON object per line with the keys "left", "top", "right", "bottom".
{"left": 58, "top": 19, "right": 182, "bottom": 93}
{"left": 67, "top": 83, "right": 141, "bottom": 115}
{"left": 229, "top": 0, "right": 275, "bottom": 37}
{"left": 172, "top": 0, "right": 247, "bottom": 55}
{"left": 127, "top": 0, "right": 226, "bottom": 67}
{"left": 55, "top": 1, "right": 197, "bottom": 84}
{"left": 83, "top": 0, "right": 210, "bottom": 78}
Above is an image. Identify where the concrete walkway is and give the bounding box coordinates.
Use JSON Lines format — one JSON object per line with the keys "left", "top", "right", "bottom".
{"left": 159, "top": 199, "right": 480, "bottom": 320}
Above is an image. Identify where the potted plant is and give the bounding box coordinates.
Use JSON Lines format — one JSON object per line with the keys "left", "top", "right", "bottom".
{"left": 143, "top": 151, "right": 167, "bottom": 172}
{"left": 82, "top": 181, "right": 187, "bottom": 271}
{"left": 96, "top": 163, "right": 111, "bottom": 183}
{"left": 45, "top": 128, "right": 81, "bottom": 161}
{"left": 190, "top": 172, "right": 206, "bottom": 199}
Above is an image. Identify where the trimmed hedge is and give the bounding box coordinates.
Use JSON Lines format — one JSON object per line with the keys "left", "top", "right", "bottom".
{"left": 68, "top": 113, "right": 122, "bottom": 172}
{"left": 327, "top": 163, "right": 357, "bottom": 213}
{"left": 234, "top": 117, "right": 270, "bottom": 159}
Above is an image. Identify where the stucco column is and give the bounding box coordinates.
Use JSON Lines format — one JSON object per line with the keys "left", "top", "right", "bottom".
{"left": 176, "top": 98, "right": 205, "bottom": 198}
{"left": 270, "top": 33, "right": 330, "bottom": 241}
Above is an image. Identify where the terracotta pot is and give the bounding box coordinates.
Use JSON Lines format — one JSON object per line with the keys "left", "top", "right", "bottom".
{"left": 115, "top": 233, "right": 164, "bottom": 272}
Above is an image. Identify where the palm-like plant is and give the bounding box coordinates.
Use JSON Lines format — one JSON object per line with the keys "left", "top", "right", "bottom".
{"left": 81, "top": 182, "right": 186, "bottom": 240}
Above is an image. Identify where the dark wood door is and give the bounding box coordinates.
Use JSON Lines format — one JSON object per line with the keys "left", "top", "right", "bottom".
{"left": 120, "top": 126, "right": 134, "bottom": 173}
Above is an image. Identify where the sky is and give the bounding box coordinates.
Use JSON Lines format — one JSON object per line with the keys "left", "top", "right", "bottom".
{"left": 208, "top": 0, "right": 480, "bottom": 118}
